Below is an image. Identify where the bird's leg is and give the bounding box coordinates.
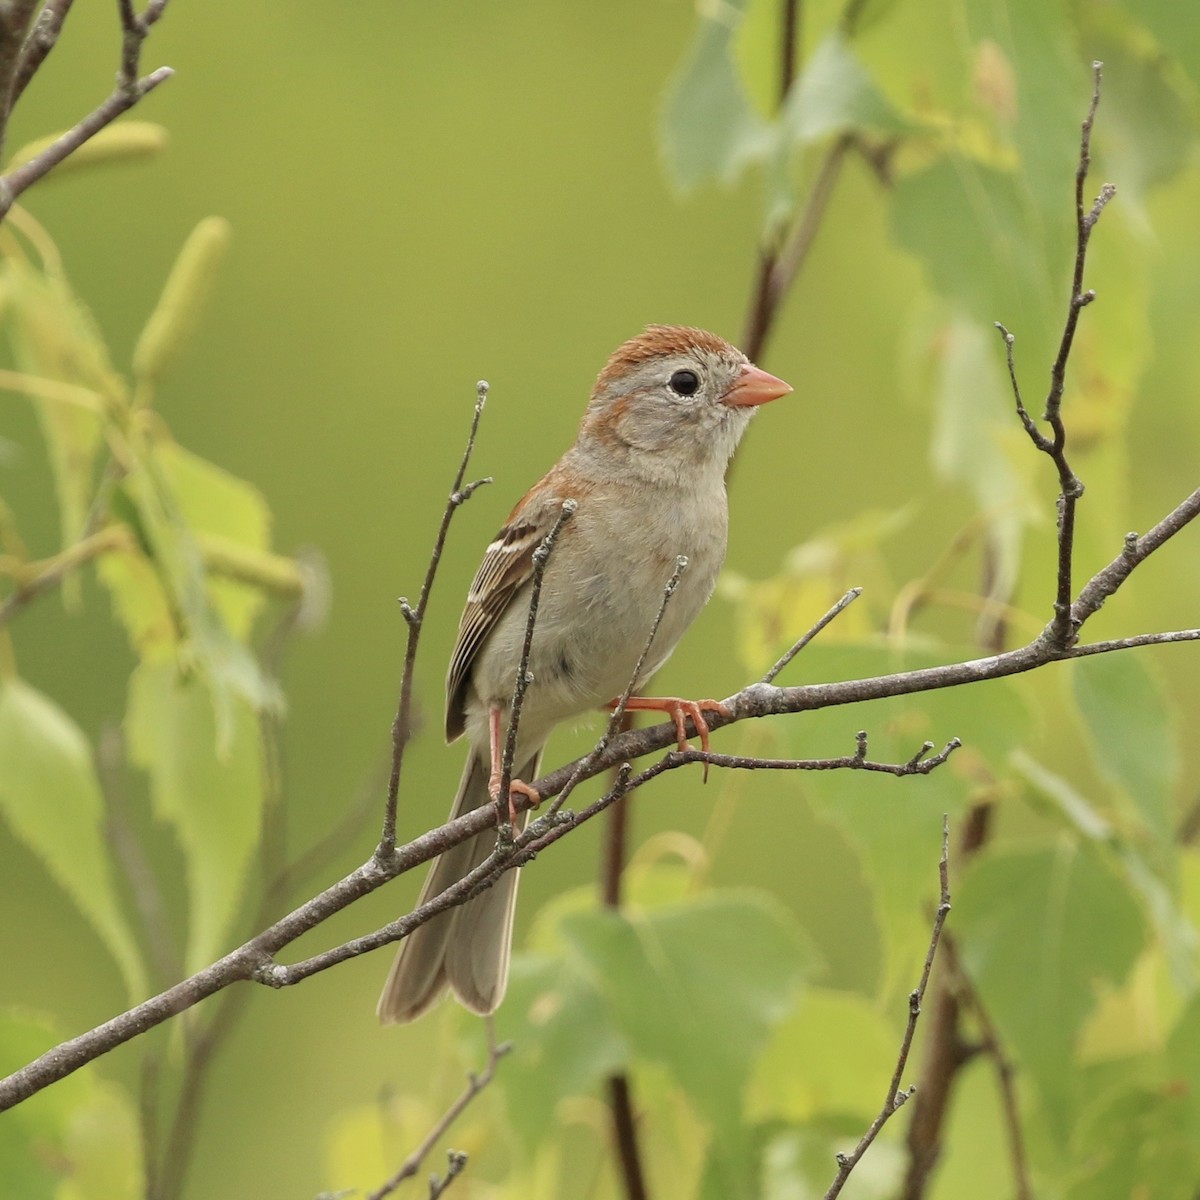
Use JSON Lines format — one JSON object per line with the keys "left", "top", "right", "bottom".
{"left": 607, "top": 695, "right": 731, "bottom": 780}
{"left": 487, "top": 705, "right": 540, "bottom": 828}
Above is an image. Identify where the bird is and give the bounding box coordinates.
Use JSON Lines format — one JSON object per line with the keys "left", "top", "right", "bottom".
{"left": 377, "top": 325, "right": 792, "bottom": 1024}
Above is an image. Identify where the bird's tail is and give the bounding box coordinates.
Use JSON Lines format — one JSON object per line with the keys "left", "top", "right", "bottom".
{"left": 376, "top": 748, "right": 542, "bottom": 1024}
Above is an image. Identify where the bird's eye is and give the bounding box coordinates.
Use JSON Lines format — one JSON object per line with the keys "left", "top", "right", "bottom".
{"left": 669, "top": 369, "right": 700, "bottom": 397}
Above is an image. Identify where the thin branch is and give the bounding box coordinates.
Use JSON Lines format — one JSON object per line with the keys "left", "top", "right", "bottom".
{"left": 0, "top": 0, "right": 175, "bottom": 219}
{"left": 0, "top": 524, "right": 131, "bottom": 624}
{"left": 678, "top": 736, "right": 962, "bottom": 777}
{"left": 0, "top": 0, "right": 42, "bottom": 145}
{"left": 367, "top": 1031, "right": 511, "bottom": 1200}
{"left": 898, "top": 802, "right": 992, "bottom": 1200}
{"left": 378, "top": 380, "right": 491, "bottom": 858}
{"left": 761, "top": 586, "right": 862, "bottom": 684}
{"left": 742, "top": 134, "right": 852, "bottom": 362}
{"left": 10, "top": 0, "right": 75, "bottom": 108}
{"left": 607, "top": 1074, "right": 648, "bottom": 1200}
{"left": 995, "top": 62, "right": 1114, "bottom": 650}
{"left": 3, "top": 481, "right": 1199, "bottom": 1110}
{"left": 1071, "top": 489, "right": 1200, "bottom": 626}
{"left": 1047, "top": 62, "right": 1110, "bottom": 429}
{"left": 427, "top": 1151, "right": 469, "bottom": 1200}
{"left": 823, "top": 817, "right": 951, "bottom": 1200}
{"left": 766, "top": 135, "right": 853, "bottom": 320}
{"left": 497, "top": 498, "right": 577, "bottom": 819}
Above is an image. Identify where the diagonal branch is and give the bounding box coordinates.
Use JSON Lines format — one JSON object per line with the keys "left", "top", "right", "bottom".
{"left": 2, "top": 478, "right": 1199, "bottom": 1111}
{"left": 10, "top": 0, "right": 75, "bottom": 108}
{"left": 367, "top": 1027, "right": 510, "bottom": 1200}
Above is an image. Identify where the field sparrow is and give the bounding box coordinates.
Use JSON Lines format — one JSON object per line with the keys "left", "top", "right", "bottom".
{"left": 377, "top": 325, "right": 791, "bottom": 1023}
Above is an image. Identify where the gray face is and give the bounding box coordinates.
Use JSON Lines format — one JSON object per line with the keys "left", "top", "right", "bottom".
{"left": 587, "top": 343, "right": 755, "bottom": 469}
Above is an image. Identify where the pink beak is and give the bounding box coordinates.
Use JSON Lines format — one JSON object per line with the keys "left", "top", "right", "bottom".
{"left": 723, "top": 362, "right": 793, "bottom": 407}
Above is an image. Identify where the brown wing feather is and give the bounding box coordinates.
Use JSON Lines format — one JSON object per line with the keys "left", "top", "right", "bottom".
{"left": 444, "top": 521, "right": 540, "bottom": 741}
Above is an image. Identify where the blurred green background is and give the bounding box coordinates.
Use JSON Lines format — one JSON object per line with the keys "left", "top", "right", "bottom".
{"left": 4, "top": 0, "right": 1200, "bottom": 1197}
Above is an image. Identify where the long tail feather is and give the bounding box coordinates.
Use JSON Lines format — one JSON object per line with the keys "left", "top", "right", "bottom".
{"left": 376, "top": 748, "right": 542, "bottom": 1024}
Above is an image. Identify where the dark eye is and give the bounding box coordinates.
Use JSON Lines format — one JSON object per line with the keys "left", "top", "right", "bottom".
{"left": 669, "top": 368, "right": 700, "bottom": 396}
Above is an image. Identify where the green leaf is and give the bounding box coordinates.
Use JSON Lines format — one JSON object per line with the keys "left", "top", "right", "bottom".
{"left": 777, "top": 642, "right": 1030, "bottom": 988}
{"left": 660, "top": 1, "right": 774, "bottom": 193}
{"left": 0, "top": 679, "right": 146, "bottom": 1001}
{"left": 1081, "top": 12, "right": 1198, "bottom": 231}
{"left": 115, "top": 444, "right": 280, "bottom": 747}
{"left": 752, "top": 1124, "right": 904, "bottom": 1200}
{"left": 501, "top": 879, "right": 815, "bottom": 1187}
{"left": 964, "top": 0, "right": 1088, "bottom": 221}
{"left": 133, "top": 216, "right": 233, "bottom": 390}
{"left": 160, "top": 442, "right": 273, "bottom": 639}
{"left": 1072, "top": 654, "right": 1180, "bottom": 854}
{"left": 746, "top": 988, "right": 898, "bottom": 1123}
{"left": 928, "top": 314, "right": 1037, "bottom": 626}
{"left": 561, "top": 891, "right": 815, "bottom": 1131}
{"left": 0, "top": 1011, "right": 142, "bottom": 1199}
{"left": 497, "top": 950, "right": 629, "bottom": 1154}
{"left": 126, "top": 660, "right": 265, "bottom": 973}
{"left": 782, "top": 33, "right": 909, "bottom": 145}
{"left": 891, "top": 156, "right": 1060, "bottom": 337}
{"left": 1065, "top": 1080, "right": 1199, "bottom": 1200}
{"left": 2, "top": 258, "right": 121, "bottom": 560}
{"left": 955, "top": 840, "right": 1146, "bottom": 1130}
{"left": 1122, "top": 0, "right": 1200, "bottom": 92}
{"left": 1016, "top": 752, "right": 1197, "bottom": 995}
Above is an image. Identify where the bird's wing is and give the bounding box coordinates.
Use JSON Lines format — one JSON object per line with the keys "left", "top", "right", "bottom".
{"left": 446, "top": 477, "right": 571, "bottom": 739}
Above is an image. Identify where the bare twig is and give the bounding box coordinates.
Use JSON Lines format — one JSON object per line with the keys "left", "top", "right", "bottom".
{"left": 823, "top": 817, "right": 951, "bottom": 1200}
{"left": 0, "top": 0, "right": 41, "bottom": 146}
{"left": 995, "top": 62, "right": 1114, "bottom": 650}
{"left": 678, "top": 737, "right": 962, "bottom": 777}
{"left": 497, "top": 498, "right": 577, "bottom": 821}
{"left": 607, "top": 1074, "right": 648, "bottom": 1200}
{"left": 761, "top": 586, "right": 862, "bottom": 684}
{"left": 427, "top": 1151, "right": 469, "bottom": 1199}
{"left": 379, "top": 381, "right": 491, "bottom": 859}
{"left": 743, "top": 134, "right": 852, "bottom": 362}
{"left": 10, "top": 0, "right": 75, "bottom": 108}
{"left": 899, "top": 803, "right": 991, "bottom": 1200}
{"left": 3, "top": 481, "right": 1200, "bottom": 1110}
{"left": 0, "top": 525, "right": 131, "bottom": 625}
{"left": 367, "top": 1030, "right": 510, "bottom": 1200}
{"left": 0, "top": 0, "right": 175, "bottom": 218}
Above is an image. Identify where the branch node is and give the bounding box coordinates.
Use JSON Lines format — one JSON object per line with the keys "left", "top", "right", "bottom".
{"left": 398, "top": 597, "right": 419, "bottom": 627}
{"left": 906, "top": 741, "right": 935, "bottom": 769}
